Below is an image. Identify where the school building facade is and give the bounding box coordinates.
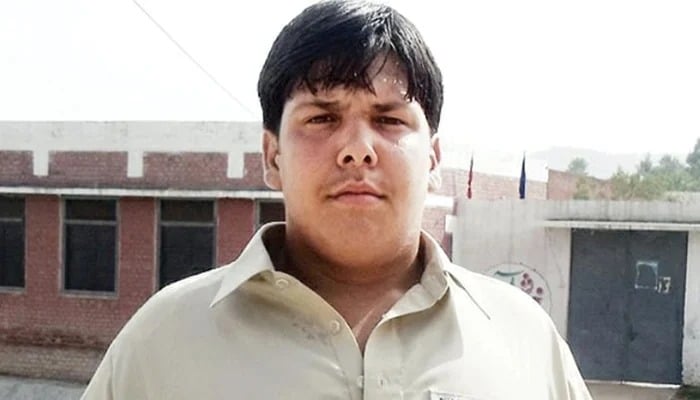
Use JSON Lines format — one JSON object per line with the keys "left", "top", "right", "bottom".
{"left": 0, "top": 121, "right": 566, "bottom": 382}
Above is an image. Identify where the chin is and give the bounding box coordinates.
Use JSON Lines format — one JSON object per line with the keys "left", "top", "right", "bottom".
{"left": 332, "top": 214, "right": 389, "bottom": 235}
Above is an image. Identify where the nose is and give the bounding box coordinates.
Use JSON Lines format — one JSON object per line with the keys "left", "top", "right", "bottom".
{"left": 336, "top": 123, "right": 378, "bottom": 168}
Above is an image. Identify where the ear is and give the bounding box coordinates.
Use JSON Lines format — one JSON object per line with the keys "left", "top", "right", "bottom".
{"left": 428, "top": 134, "right": 442, "bottom": 192}
{"left": 262, "top": 131, "right": 282, "bottom": 190}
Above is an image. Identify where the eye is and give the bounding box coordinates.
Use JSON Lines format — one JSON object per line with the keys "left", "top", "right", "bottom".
{"left": 376, "top": 116, "right": 405, "bottom": 125}
{"left": 307, "top": 114, "right": 337, "bottom": 124}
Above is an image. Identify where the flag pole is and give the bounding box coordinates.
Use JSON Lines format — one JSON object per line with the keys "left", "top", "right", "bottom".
{"left": 467, "top": 152, "right": 474, "bottom": 199}
{"left": 518, "top": 152, "right": 526, "bottom": 199}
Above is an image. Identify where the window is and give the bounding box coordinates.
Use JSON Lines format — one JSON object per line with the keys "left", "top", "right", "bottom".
{"left": 64, "top": 199, "right": 117, "bottom": 292}
{"left": 159, "top": 200, "right": 214, "bottom": 288}
{"left": 257, "top": 201, "right": 285, "bottom": 229}
{"left": 0, "top": 196, "right": 24, "bottom": 288}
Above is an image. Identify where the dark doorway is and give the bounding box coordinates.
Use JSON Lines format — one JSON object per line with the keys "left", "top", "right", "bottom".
{"left": 568, "top": 229, "right": 687, "bottom": 384}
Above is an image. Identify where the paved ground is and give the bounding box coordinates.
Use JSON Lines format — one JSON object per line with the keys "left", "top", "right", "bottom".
{"left": 588, "top": 381, "right": 679, "bottom": 400}
{"left": 0, "top": 375, "right": 682, "bottom": 399}
{"left": 0, "top": 376, "right": 84, "bottom": 400}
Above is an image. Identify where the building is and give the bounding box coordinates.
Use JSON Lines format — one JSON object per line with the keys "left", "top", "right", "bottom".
{"left": 0, "top": 121, "right": 562, "bottom": 382}
{"left": 2, "top": 121, "right": 492, "bottom": 382}
{"left": 453, "top": 199, "right": 700, "bottom": 386}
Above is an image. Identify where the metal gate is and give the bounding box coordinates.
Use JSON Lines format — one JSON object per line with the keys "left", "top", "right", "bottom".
{"left": 567, "top": 229, "right": 687, "bottom": 384}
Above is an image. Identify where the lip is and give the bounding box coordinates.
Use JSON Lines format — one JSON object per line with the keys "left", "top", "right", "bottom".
{"left": 329, "top": 181, "right": 385, "bottom": 205}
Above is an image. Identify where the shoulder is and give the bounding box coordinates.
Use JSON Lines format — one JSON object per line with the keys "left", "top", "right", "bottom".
{"left": 445, "top": 263, "right": 538, "bottom": 305}
{"left": 444, "top": 263, "right": 555, "bottom": 332}
{"left": 83, "top": 266, "right": 237, "bottom": 398}
{"left": 444, "top": 264, "right": 593, "bottom": 398}
{"left": 119, "top": 265, "right": 229, "bottom": 340}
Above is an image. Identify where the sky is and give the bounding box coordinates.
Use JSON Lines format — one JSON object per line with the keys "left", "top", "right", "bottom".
{"left": 1, "top": 0, "right": 699, "bottom": 171}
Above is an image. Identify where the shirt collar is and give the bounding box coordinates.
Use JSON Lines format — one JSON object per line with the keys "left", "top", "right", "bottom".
{"left": 210, "top": 222, "right": 490, "bottom": 319}
{"left": 419, "top": 231, "right": 491, "bottom": 319}
{"left": 209, "top": 223, "right": 282, "bottom": 307}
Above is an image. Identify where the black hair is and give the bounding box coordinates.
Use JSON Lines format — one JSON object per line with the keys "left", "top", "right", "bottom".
{"left": 257, "top": 0, "right": 443, "bottom": 135}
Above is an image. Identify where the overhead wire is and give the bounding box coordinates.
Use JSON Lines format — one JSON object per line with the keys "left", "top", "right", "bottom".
{"left": 131, "top": 0, "right": 257, "bottom": 118}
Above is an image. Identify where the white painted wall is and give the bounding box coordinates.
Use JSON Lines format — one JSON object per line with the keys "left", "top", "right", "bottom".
{"left": 0, "top": 121, "right": 262, "bottom": 178}
{"left": 453, "top": 199, "right": 700, "bottom": 385}
{"left": 684, "top": 231, "right": 700, "bottom": 385}
{"left": 452, "top": 200, "right": 572, "bottom": 334}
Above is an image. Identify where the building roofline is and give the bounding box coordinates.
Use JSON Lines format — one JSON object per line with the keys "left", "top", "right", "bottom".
{"left": 0, "top": 186, "right": 454, "bottom": 208}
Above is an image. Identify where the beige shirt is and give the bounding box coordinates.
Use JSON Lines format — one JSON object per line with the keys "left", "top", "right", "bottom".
{"left": 82, "top": 223, "right": 592, "bottom": 400}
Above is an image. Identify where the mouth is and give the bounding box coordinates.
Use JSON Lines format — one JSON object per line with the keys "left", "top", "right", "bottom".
{"left": 334, "top": 192, "right": 382, "bottom": 201}
{"left": 329, "top": 182, "right": 385, "bottom": 206}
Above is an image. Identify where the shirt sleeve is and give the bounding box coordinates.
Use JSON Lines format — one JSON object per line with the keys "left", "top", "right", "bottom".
{"left": 80, "top": 334, "right": 149, "bottom": 400}
{"left": 80, "top": 348, "right": 114, "bottom": 400}
{"left": 555, "top": 333, "right": 593, "bottom": 400}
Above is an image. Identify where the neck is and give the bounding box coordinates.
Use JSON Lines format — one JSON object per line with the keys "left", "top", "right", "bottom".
{"left": 276, "top": 227, "right": 424, "bottom": 352}
{"left": 280, "top": 229, "right": 423, "bottom": 293}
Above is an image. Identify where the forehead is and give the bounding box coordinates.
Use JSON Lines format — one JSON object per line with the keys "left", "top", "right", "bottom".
{"left": 288, "top": 56, "right": 410, "bottom": 104}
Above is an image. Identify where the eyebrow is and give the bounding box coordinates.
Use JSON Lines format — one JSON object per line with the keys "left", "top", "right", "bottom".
{"left": 292, "top": 100, "right": 409, "bottom": 113}
{"left": 292, "top": 100, "right": 345, "bottom": 113}
{"left": 372, "top": 101, "right": 410, "bottom": 113}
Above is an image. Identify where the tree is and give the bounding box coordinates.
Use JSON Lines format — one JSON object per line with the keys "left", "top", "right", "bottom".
{"left": 603, "top": 138, "right": 700, "bottom": 200}
{"left": 573, "top": 178, "right": 593, "bottom": 200}
{"left": 567, "top": 157, "right": 588, "bottom": 176}
{"left": 637, "top": 154, "right": 654, "bottom": 176}
{"left": 687, "top": 138, "right": 700, "bottom": 189}
{"left": 653, "top": 154, "right": 695, "bottom": 191}
{"left": 567, "top": 157, "right": 591, "bottom": 198}
{"left": 610, "top": 167, "right": 664, "bottom": 200}
{"left": 609, "top": 146, "right": 700, "bottom": 200}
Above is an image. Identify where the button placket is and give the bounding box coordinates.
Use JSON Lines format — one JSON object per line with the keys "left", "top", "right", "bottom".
{"left": 363, "top": 317, "right": 403, "bottom": 399}
{"left": 321, "top": 316, "right": 363, "bottom": 400}
{"left": 356, "top": 375, "right": 364, "bottom": 389}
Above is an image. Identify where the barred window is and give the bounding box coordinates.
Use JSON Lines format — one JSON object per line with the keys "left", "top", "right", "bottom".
{"left": 159, "top": 200, "right": 214, "bottom": 288}
{"left": 257, "top": 201, "right": 285, "bottom": 229}
{"left": 0, "top": 196, "right": 25, "bottom": 288}
{"left": 64, "top": 199, "right": 117, "bottom": 292}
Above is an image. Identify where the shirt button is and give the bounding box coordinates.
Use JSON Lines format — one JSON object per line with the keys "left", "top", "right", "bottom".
{"left": 329, "top": 320, "right": 341, "bottom": 334}
{"left": 356, "top": 375, "right": 364, "bottom": 388}
{"left": 274, "top": 278, "right": 289, "bottom": 289}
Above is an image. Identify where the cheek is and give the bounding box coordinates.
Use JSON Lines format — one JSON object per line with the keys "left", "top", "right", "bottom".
{"left": 281, "top": 129, "right": 334, "bottom": 159}
{"left": 396, "top": 132, "right": 424, "bottom": 148}
{"left": 392, "top": 134, "right": 432, "bottom": 171}
{"left": 382, "top": 137, "right": 432, "bottom": 198}
{"left": 278, "top": 139, "right": 328, "bottom": 186}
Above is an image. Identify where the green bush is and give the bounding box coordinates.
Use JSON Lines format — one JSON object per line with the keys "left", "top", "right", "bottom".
{"left": 676, "top": 386, "right": 700, "bottom": 400}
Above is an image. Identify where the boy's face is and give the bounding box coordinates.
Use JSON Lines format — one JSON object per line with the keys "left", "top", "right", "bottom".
{"left": 263, "top": 56, "right": 440, "bottom": 263}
